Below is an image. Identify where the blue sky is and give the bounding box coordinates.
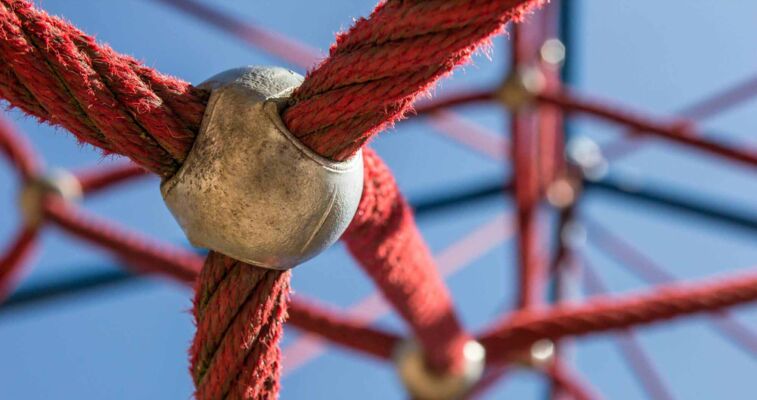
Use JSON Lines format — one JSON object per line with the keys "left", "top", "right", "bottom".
{"left": 0, "top": 1, "right": 755, "bottom": 399}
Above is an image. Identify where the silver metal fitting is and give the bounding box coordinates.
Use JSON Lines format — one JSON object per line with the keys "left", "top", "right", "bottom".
{"left": 566, "top": 136, "right": 608, "bottom": 181}
{"left": 496, "top": 65, "right": 546, "bottom": 111}
{"left": 393, "top": 339, "right": 485, "bottom": 400}
{"left": 161, "top": 66, "right": 364, "bottom": 270}
{"left": 526, "top": 338, "right": 555, "bottom": 368}
{"left": 540, "top": 38, "right": 566, "bottom": 66}
{"left": 18, "top": 169, "right": 82, "bottom": 226}
{"left": 513, "top": 338, "right": 556, "bottom": 370}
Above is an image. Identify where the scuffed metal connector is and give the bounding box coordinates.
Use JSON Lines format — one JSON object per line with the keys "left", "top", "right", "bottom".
{"left": 161, "top": 66, "right": 364, "bottom": 270}
{"left": 19, "top": 169, "right": 82, "bottom": 227}
{"left": 394, "top": 339, "right": 486, "bottom": 400}
{"left": 496, "top": 65, "right": 546, "bottom": 111}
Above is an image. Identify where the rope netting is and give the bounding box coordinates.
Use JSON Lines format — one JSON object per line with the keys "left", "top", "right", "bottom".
{"left": 0, "top": 0, "right": 755, "bottom": 399}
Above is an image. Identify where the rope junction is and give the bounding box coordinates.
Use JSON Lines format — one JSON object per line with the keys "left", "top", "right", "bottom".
{"left": 0, "top": 1, "right": 755, "bottom": 399}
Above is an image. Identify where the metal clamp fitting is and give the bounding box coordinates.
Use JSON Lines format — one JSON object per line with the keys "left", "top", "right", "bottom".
{"left": 394, "top": 339, "right": 485, "bottom": 400}
{"left": 161, "top": 66, "right": 364, "bottom": 270}
{"left": 496, "top": 65, "right": 546, "bottom": 111}
{"left": 566, "top": 136, "right": 608, "bottom": 181}
{"left": 19, "top": 169, "right": 82, "bottom": 226}
{"left": 516, "top": 338, "right": 556, "bottom": 369}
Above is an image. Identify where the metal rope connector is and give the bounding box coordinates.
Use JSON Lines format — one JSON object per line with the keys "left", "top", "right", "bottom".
{"left": 394, "top": 339, "right": 486, "bottom": 400}
{"left": 496, "top": 65, "right": 546, "bottom": 111}
{"left": 161, "top": 66, "right": 364, "bottom": 270}
{"left": 18, "top": 169, "right": 82, "bottom": 227}
{"left": 566, "top": 136, "right": 608, "bottom": 181}
{"left": 518, "top": 338, "right": 556, "bottom": 369}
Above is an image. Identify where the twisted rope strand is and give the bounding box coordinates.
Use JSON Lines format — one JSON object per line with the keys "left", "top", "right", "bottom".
{"left": 480, "top": 268, "right": 757, "bottom": 363}
{"left": 283, "top": 0, "right": 545, "bottom": 160}
{"left": 0, "top": 0, "right": 206, "bottom": 176}
{"left": 0, "top": 0, "right": 546, "bottom": 397}
{"left": 345, "top": 149, "right": 470, "bottom": 373}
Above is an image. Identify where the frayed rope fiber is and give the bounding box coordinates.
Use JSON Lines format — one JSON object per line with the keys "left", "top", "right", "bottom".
{"left": 0, "top": 0, "right": 544, "bottom": 398}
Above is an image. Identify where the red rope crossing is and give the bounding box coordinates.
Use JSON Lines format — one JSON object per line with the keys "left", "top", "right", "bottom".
{"left": 480, "top": 268, "right": 757, "bottom": 363}
{"left": 0, "top": 0, "right": 544, "bottom": 398}
{"left": 1, "top": 1, "right": 756, "bottom": 399}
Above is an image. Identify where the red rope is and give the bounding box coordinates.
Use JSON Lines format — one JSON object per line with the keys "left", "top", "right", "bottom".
{"left": 0, "top": 0, "right": 546, "bottom": 395}
{"left": 479, "top": 267, "right": 757, "bottom": 363}
{"left": 582, "top": 257, "right": 674, "bottom": 400}
{"left": 0, "top": 0, "right": 208, "bottom": 176}
{"left": 3, "top": 2, "right": 757, "bottom": 398}
{"left": 536, "top": 90, "right": 757, "bottom": 168}
{"left": 43, "top": 198, "right": 200, "bottom": 284}
{"left": 0, "top": 227, "right": 37, "bottom": 301}
{"left": 283, "top": 212, "right": 515, "bottom": 375}
{"left": 466, "top": 367, "right": 509, "bottom": 399}
{"left": 510, "top": 23, "right": 547, "bottom": 310}
{"left": 345, "top": 149, "right": 470, "bottom": 373}
{"left": 38, "top": 194, "right": 399, "bottom": 359}
{"left": 414, "top": 89, "right": 495, "bottom": 116}
{"left": 0, "top": 116, "right": 39, "bottom": 302}
{"left": 544, "top": 361, "right": 602, "bottom": 400}
{"left": 0, "top": 115, "right": 37, "bottom": 179}
{"left": 0, "top": 0, "right": 558, "bottom": 395}
{"left": 287, "top": 300, "right": 400, "bottom": 360}
{"left": 283, "top": 0, "right": 546, "bottom": 160}
{"left": 586, "top": 218, "right": 757, "bottom": 357}
{"left": 74, "top": 163, "right": 150, "bottom": 196}
{"left": 603, "top": 72, "right": 757, "bottom": 161}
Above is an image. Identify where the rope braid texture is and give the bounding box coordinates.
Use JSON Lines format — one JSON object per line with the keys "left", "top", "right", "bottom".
{"left": 0, "top": 0, "right": 545, "bottom": 398}
{"left": 284, "top": 0, "right": 546, "bottom": 160}
{"left": 480, "top": 269, "right": 757, "bottom": 363}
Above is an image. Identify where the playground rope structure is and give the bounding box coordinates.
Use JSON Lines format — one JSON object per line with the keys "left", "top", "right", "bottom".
{"left": 0, "top": 0, "right": 756, "bottom": 399}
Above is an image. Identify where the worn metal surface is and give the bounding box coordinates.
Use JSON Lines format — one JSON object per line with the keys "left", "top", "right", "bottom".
{"left": 19, "top": 169, "right": 82, "bottom": 226}
{"left": 161, "top": 66, "right": 364, "bottom": 270}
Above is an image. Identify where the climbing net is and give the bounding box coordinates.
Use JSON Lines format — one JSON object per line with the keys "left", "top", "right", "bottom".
{"left": 1, "top": 0, "right": 756, "bottom": 399}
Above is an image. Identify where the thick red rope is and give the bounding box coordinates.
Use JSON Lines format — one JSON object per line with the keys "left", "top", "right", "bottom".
{"left": 345, "top": 149, "right": 471, "bottom": 373}
{"left": 545, "top": 361, "right": 602, "bottom": 400}
{"left": 536, "top": 90, "right": 757, "bottom": 168}
{"left": 586, "top": 218, "right": 757, "bottom": 357}
{"left": 479, "top": 268, "right": 757, "bottom": 363}
{"left": 74, "top": 163, "right": 149, "bottom": 196}
{"left": 510, "top": 23, "right": 547, "bottom": 310}
{"left": 40, "top": 195, "right": 399, "bottom": 359}
{"left": 43, "top": 187, "right": 757, "bottom": 372}
{"left": 0, "top": 116, "right": 39, "bottom": 302}
{"left": 283, "top": 0, "right": 546, "bottom": 160}
{"left": 0, "top": 227, "right": 37, "bottom": 301}
{"left": 581, "top": 258, "right": 673, "bottom": 400}
{"left": 286, "top": 300, "right": 400, "bottom": 360}
{"left": 0, "top": 2, "right": 287, "bottom": 395}
{"left": 0, "top": 0, "right": 550, "bottom": 396}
